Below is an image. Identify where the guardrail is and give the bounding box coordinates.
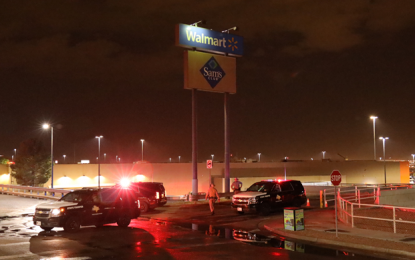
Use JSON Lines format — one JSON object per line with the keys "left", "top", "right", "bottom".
{"left": 0, "top": 184, "right": 70, "bottom": 200}
{"left": 337, "top": 184, "right": 415, "bottom": 234}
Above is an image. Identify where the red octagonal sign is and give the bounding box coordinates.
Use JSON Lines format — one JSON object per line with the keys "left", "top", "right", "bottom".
{"left": 331, "top": 170, "right": 342, "bottom": 186}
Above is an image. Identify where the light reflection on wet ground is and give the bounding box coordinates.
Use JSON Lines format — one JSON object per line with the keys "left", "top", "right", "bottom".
{"left": 151, "top": 220, "right": 385, "bottom": 259}
{"left": 0, "top": 216, "right": 388, "bottom": 259}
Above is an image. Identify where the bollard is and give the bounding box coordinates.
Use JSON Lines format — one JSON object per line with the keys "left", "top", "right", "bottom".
{"left": 355, "top": 186, "right": 358, "bottom": 201}
{"left": 320, "top": 190, "right": 323, "bottom": 208}
{"left": 358, "top": 190, "right": 361, "bottom": 208}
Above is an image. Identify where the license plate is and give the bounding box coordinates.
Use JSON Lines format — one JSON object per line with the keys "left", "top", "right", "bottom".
{"left": 36, "top": 221, "right": 41, "bottom": 226}
{"left": 237, "top": 207, "right": 242, "bottom": 212}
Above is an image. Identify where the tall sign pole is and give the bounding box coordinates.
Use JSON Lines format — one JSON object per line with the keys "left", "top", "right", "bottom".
{"left": 192, "top": 88, "right": 198, "bottom": 199}
{"left": 331, "top": 170, "right": 342, "bottom": 238}
{"left": 224, "top": 92, "right": 230, "bottom": 193}
{"left": 176, "top": 22, "right": 243, "bottom": 198}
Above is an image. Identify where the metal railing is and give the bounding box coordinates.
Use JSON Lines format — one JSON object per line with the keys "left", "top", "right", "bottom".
{"left": 337, "top": 184, "right": 415, "bottom": 234}
{"left": 0, "top": 184, "right": 70, "bottom": 200}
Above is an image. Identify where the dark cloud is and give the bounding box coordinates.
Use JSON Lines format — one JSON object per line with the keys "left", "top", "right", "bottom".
{"left": 1, "top": 0, "right": 415, "bottom": 162}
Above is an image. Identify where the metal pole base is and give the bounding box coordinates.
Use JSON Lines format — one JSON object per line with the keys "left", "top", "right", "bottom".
{"left": 190, "top": 179, "right": 198, "bottom": 201}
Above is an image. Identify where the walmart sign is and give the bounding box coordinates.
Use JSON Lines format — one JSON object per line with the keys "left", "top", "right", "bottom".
{"left": 175, "top": 24, "right": 244, "bottom": 57}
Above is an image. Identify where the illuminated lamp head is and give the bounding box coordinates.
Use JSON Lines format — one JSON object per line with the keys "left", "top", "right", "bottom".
{"left": 120, "top": 178, "right": 130, "bottom": 188}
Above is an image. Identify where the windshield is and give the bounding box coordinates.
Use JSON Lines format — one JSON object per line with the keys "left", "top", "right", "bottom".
{"left": 59, "top": 192, "right": 89, "bottom": 203}
{"left": 246, "top": 182, "right": 275, "bottom": 192}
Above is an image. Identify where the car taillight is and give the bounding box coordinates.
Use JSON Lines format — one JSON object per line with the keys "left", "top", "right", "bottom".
{"left": 156, "top": 192, "right": 160, "bottom": 199}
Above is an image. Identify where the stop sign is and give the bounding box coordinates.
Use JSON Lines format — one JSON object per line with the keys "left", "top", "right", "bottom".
{"left": 331, "top": 170, "right": 342, "bottom": 186}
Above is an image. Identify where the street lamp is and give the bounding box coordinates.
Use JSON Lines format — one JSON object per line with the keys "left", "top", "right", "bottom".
{"left": 211, "top": 154, "right": 214, "bottom": 161}
{"left": 370, "top": 116, "right": 378, "bottom": 160}
{"left": 63, "top": 155, "right": 66, "bottom": 163}
{"left": 140, "top": 139, "right": 145, "bottom": 162}
{"left": 412, "top": 154, "right": 415, "bottom": 163}
{"left": 178, "top": 156, "right": 181, "bottom": 163}
{"left": 379, "top": 137, "right": 389, "bottom": 185}
{"left": 258, "top": 153, "right": 261, "bottom": 162}
{"left": 14, "top": 149, "right": 16, "bottom": 157}
{"left": 96, "top": 136, "right": 103, "bottom": 189}
{"left": 169, "top": 158, "right": 171, "bottom": 162}
{"left": 116, "top": 155, "right": 118, "bottom": 162}
{"left": 322, "top": 151, "right": 326, "bottom": 160}
{"left": 104, "top": 153, "right": 106, "bottom": 162}
{"left": 42, "top": 123, "right": 54, "bottom": 188}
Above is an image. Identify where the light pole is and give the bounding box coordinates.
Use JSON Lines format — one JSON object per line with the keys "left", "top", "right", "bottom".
{"left": 14, "top": 149, "right": 16, "bottom": 157}
{"left": 211, "top": 154, "right": 214, "bottom": 161}
{"left": 379, "top": 137, "right": 389, "bottom": 185}
{"left": 42, "top": 124, "right": 54, "bottom": 188}
{"left": 140, "top": 139, "right": 145, "bottom": 162}
{"left": 11, "top": 155, "right": 14, "bottom": 161}
{"left": 116, "top": 155, "right": 118, "bottom": 162}
{"left": 178, "top": 156, "right": 181, "bottom": 163}
{"left": 258, "top": 153, "right": 261, "bottom": 162}
{"left": 63, "top": 155, "right": 66, "bottom": 163}
{"left": 412, "top": 154, "right": 415, "bottom": 163}
{"left": 370, "top": 116, "right": 378, "bottom": 160}
{"left": 322, "top": 151, "right": 326, "bottom": 160}
{"left": 104, "top": 153, "right": 106, "bottom": 162}
{"left": 96, "top": 136, "right": 103, "bottom": 189}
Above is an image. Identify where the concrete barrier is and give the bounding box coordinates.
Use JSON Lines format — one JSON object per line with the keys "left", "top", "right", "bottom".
{"left": 379, "top": 188, "right": 415, "bottom": 207}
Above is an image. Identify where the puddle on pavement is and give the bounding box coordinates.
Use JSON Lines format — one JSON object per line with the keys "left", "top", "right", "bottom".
{"left": 165, "top": 222, "right": 384, "bottom": 259}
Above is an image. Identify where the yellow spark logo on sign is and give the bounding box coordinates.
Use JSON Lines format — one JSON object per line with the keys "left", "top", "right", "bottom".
{"left": 228, "top": 37, "right": 238, "bottom": 52}
{"left": 92, "top": 205, "right": 100, "bottom": 213}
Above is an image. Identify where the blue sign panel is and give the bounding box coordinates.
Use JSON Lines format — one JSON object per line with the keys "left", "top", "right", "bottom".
{"left": 199, "top": 56, "right": 226, "bottom": 88}
{"left": 175, "top": 23, "right": 244, "bottom": 57}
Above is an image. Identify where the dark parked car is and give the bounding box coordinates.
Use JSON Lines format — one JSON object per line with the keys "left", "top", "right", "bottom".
{"left": 115, "top": 182, "right": 167, "bottom": 212}
{"left": 231, "top": 180, "right": 307, "bottom": 215}
{"left": 33, "top": 187, "right": 140, "bottom": 232}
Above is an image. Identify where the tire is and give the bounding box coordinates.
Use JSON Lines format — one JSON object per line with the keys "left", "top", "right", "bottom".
{"left": 64, "top": 216, "right": 81, "bottom": 232}
{"left": 41, "top": 226, "right": 53, "bottom": 231}
{"left": 292, "top": 198, "right": 303, "bottom": 207}
{"left": 140, "top": 202, "right": 149, "bottom": 213}
{"left": 237, "top": 211, "right": 245, "bottom": 215}
{"left": 260, "top": 203, "right": 271, "bottom": 216}
{"left": 117, "top": 212, "right": 131, "bottom": 227}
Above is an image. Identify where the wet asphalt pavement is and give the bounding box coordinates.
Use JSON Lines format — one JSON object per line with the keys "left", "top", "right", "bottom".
{"left": 0, "top": 199, "right": 397, "bottom": 260}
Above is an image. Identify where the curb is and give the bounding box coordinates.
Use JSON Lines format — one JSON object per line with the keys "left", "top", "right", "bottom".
{"left": 263, "top": 225, "right": 415, "bottom": 259}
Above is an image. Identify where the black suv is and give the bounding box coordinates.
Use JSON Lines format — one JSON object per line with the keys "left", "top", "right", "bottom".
{"left": 33, "top": 188, "right": 140, "bottom": 232}
{"left": 231, "top": 180, "right": 307, "bottom": 215}
{"left": 116, "top": 182, "right": 167, "bottom": 212}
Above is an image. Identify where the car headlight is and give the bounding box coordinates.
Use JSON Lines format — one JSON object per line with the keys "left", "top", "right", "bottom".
{"left": 248, "top": 197, "right": 258, "bottom": 204}
{"left": 51, "top": 208, "right": 64, "bottom": 217}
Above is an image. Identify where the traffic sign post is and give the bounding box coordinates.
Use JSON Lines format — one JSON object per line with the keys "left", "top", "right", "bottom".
{"left": 207, "top": 160, "right": 213, "bottom": 185}
{"left": 331, "top": 170, "right": 342, "bottom": 238}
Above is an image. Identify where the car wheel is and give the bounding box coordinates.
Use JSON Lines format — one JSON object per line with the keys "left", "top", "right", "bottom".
{"left": 41, "top": 226, "right": 53, "bottom": 231}
{"left": 140, "top": 202, "right": 149, "bottom": 213}
{"left": 117, "top": 212, "right": 131, "bottom": 227}
{"left": 64, "top": 216, "right": 81, "bottom": 232}
{"left": 237, "top": 211, "right": 245, "bottom": 215}
{"left": 292, "top": 198, "right": 303, "bottom": 207}
{"left": 260, "top": 203, "right": 271, "bottom": 216}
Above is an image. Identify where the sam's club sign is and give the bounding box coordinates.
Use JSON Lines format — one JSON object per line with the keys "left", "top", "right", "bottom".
{"left": 175, "top": 24, "right": 244, "bottom": 57}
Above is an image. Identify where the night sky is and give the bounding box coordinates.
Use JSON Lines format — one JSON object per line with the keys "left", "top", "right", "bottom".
{"left": 1, "top": 0, "right": 415, "bottom": 163}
